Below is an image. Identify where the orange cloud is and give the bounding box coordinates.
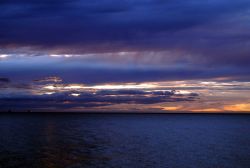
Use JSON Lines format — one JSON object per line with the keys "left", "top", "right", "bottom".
{"left": 162, "top": 106, "right": 182, "bottom": 111}
{"left": 191, "top": 108, "right": 222, "bottom": 112}
{"left": 224, "top": 103, "right": 250, "bottom": 112}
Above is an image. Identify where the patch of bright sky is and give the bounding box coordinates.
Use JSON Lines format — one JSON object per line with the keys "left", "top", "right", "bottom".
{"left": 0, "top": 51, "right": 192, "bottom": 69}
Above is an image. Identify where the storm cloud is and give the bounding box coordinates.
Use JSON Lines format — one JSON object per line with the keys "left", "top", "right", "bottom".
{"left": 0, "top": 0, "right": 250, "bottom": 66}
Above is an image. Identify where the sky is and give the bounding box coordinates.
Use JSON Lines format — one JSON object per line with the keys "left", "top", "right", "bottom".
{"left": 0, "top": 0, "right": 250, "bottom": 112}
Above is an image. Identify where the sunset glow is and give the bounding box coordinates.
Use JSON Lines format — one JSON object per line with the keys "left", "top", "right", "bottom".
{"left": 224, "top": 103, "right": 250, "bottom": 112}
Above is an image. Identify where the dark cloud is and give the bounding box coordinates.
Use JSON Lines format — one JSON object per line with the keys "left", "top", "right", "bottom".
{"left": 1, "top": 64, "right": 250, "bottom": 84}
{"left": 0, "top": 0, "right": 249, "bottom": 72}
{"left": 0, "top": 1, "right": 249, "bottom": 52}
{"left": 95, "top": 89, "right": 179, "bottom": 97}
{"left": 0, "top": 89, "right": 199, "bottom": 111}
{"left": 0, "top": 78, "right": 10, "bottom": 83}
{"left": 0, "top": 77, "right": 11, "bottom": 89}
{"left": 0, "top": 80, "right": 32, "bottom": 90}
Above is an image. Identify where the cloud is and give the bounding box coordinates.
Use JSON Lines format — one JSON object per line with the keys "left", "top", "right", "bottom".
{"left": 2, "top": 62, "right": 250, "bottom": 85}
{"left": 224, "top": 103, "right": 250, "bottom": 112}
{"left": 0, "top": 77, "right": 11, "bottom": 89}
{"left": 0, "top": 78, "right": 10, "bottom": 83}
{"left": 0, "top": 88, "right": 199, "bottom": 111}
{"left": 0, "top": 0, "right": 250, "bottom": 84}
{"left": 0, "top": 0, "right": 250, "bottom": 112}
{"left": 0, "top": 0, "right": 250, "bottom": 66}
{"left": 33, "top": 76, "right": 62, "bottom": 83}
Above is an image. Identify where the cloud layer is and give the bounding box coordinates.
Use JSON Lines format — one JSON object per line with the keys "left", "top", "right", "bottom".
{"left": 1, "top": 0, "right": 250, "bottom": 112}
{"left": 1, "top": 0, "right": 250, "bottom": 66}
{"left": 0, "top": 77, "right": 199, "bottom": 111}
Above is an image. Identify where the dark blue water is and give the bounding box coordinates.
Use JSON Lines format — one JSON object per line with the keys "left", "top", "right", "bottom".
{"left": 0, "top": 114, "right": 249, "bottom": 168}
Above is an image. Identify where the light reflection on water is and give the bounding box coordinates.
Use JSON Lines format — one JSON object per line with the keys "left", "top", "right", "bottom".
{"left": 0, "top": 114, "right": 250, "bottom": 168}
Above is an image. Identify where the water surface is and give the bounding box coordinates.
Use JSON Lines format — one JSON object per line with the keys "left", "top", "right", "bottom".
{"left": 0, "top": 113, "right": 249, "bottom": 168}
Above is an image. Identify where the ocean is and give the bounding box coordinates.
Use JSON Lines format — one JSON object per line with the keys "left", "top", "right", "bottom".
{"left": 0, "top": 113, "right": 249, "bottom": 168}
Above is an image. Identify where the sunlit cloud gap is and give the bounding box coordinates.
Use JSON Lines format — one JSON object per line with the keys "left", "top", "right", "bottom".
{"left": 0, "top": 54, "right": 9, "bottom": 58}
{"left": 43, "top": 83, "right": 156, "bottom": 91}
